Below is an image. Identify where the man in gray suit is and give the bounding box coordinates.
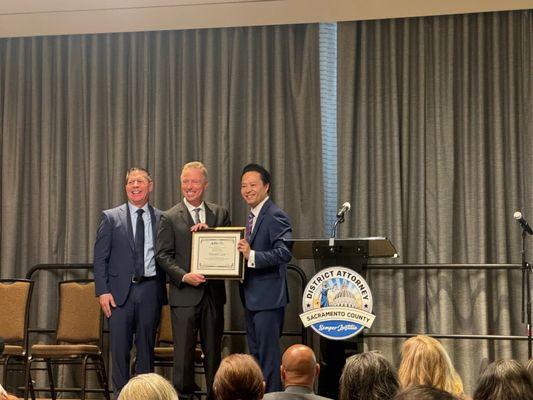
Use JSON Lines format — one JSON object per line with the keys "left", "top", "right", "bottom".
{"left": 263, "top": 345, "right": 332, "bottom": 400}
{"left": 156, "top": 161, "right": 230, "bottom": 400}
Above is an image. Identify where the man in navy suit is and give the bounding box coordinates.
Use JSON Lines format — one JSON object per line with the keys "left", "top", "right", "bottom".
{"left": 237, "top": 163, "right": 292, "bottom": 393}
{"left": 93, "top": 167, "right": 166, "bottom": 395}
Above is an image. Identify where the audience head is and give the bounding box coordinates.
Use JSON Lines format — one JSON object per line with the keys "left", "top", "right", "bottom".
{"left": 280, "top": 344, "right": 319, "bottom": 389}
{"left": 393, "top": 385, "right": 460, "bottom": 400}
{"left": 213, "top": 353, "right": 265, "bottom": 400}
{"left": 526, "top": 358, "right": 533, "bottom": 379}
{"left": 473, "top": 359, "right": 533, "bottom": 400}
{"left": 398, "top": 335, "right": 464, "bottom": 397}
{"left": 339, "top": 351, "right": 399, "bottom": 400}
{"left": 118, "top": 373, "right": 179, "bottom": 400}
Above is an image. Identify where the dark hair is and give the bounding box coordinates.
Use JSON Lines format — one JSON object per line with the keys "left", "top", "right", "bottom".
{"left": 339, "top": 351, "right": 399, "bottom": 400}
{"left": 213, "top": 354, "right": 264, "bottom": 400}
{"left": 473, "top": 359, "right": 533, "bottom": 400}
{"left": 241, "top": 163, "right": 271, "bottom": 186}
{"left": 393, "top": 385, "right": 460, "bottom": 400}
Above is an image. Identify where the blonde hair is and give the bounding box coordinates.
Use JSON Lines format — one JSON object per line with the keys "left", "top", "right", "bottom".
{"left": 398, "top": 335, "right": 464, "bottom": 397}
{"left": 213, "top": 354, "right": 264, "bottom": 400}
{"left": 181, "top": 161, "right": 208, "bottom": 181}
{"left": 125, "top": 167, "right": 152, "bottom": 183}
{"left": 119, "top": 373, "right": 179, "bottom": 400}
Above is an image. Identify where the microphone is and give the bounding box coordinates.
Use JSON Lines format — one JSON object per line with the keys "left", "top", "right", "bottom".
{"left": 337, "top": 202, "right": 351, "bottom": 219}
{"left": 514, "top": 211, "right": 533, "bottom": 235}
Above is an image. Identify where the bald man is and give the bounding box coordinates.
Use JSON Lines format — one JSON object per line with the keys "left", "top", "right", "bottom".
{"left": 263, "top": 345, "right": 333, "bottom": 400}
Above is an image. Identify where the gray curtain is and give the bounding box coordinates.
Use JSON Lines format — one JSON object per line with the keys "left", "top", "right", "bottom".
{"left": 338, "top": 10, "right": 532, "bottom": 393}
{"left": 0, "top": 24, "right": 322, "bottom": 392}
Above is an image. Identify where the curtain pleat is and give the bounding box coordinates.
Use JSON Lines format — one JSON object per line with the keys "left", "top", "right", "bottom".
{"left": 338, "top": 10, "right": 532, "bottom": 393}
{"left": 0, "top": 24, "right": 322, "bottom": 393}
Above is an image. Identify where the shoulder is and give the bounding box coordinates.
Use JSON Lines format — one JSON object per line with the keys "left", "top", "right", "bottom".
{"left": 162, "top": 202, "right": 184, "bottom": 218}
{"left": 102, "top": 203, "right": 127, "bottom": 219}
{"left": 262, "top": 392, "right": 283, "bottom": 400}
{"left": 150, "top": 205, "right": 163, "bottom": 216}
{"left": 263, "top": 200, "right": 290, "bottom": 222}
{"left": 264, "top": 199, "right": 286, "bottom": 215}
{"left": 205, "top": 201, "right": 229, "bottom": 213}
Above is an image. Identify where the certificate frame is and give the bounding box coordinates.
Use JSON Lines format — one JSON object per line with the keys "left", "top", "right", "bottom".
{"left": 190, "top": 227, "right": 246, "bottom": 280}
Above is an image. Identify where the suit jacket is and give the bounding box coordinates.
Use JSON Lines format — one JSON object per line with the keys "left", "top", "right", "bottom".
{"left": 93, "top": 203, "right": 167, "bottom": 307}
{"left": 240, "top": 198, "right": 292, "bottom": 311}
{"left": 263, "top": 385, "right": 333, "bottom": 400}
{"left": 156, "top": 201, "right": 231, "bottom": 307}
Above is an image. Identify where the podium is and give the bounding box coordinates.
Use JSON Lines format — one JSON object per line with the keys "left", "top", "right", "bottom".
{"left": 287, "top": 237, "right": 397, "bottom": 398}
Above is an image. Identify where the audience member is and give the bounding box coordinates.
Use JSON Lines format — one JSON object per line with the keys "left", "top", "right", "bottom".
{"left": 0, "top": 384, "right": 18, "bottom": 400}
{"left": 264, "top": 344, "right": 332, "bottom": 399}
{"left": 526, "top": 358, "right": 533, "bottom": 379}
{"left": 473, "top": 359, "right": 533, "bottom": 400}
{"left": 118, "top": 373, "right": 179, "bottom": 400}
{"left": 394, "top": 385, "right": 460, "bottom": 400}
{"left": 339, "top": 351, "right": 399, "bottom": 400}
{"left": 213, "top": 354, "right": 265, "bottom": 400}
{"left": 398, "top": 335, "right": 466, "bottom": 399}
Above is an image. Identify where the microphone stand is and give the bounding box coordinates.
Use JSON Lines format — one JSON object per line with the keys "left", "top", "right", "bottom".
{"left": 330, "top": 215, "right": 345, "bottom": 240}
{"left": 520, "top": 229, "right": 533, "bottom": 358}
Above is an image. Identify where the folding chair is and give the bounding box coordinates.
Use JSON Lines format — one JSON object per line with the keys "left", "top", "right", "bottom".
{"left": 24, "top": 279, "right": 110, "bottom": 400}
{"left": 0, "top": 279, "right": 34, "bottom": 395}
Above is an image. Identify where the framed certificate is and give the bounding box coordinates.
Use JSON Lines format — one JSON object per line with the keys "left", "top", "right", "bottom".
{"left": 190, "top": 227, "right": 246, "bottom": 280}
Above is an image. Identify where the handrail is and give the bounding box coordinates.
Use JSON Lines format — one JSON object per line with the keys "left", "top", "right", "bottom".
{"left": 24, "top": 262, "right": 524, "bottom": 344}
{"left": 25, "top": 263, "right": 93, "bottom": 280}
{"left": 366, "top": 263, "right": 521, "bottom": 270}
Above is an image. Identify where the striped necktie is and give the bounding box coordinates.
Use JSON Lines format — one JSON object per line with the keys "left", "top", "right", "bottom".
{"left": 246, "top": 212, "right": 254, "bottom": 240}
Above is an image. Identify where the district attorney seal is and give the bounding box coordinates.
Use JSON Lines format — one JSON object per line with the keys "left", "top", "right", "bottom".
{"left": 300, "top": 266, "right": 375, "bottom": 340}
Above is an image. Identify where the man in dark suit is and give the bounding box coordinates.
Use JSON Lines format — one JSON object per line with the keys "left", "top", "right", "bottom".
{"left": 237, "top": 163, "right": 292, "bottom": 393}
{"left": 156, "top": 161, "right": 230, "bottom": 400}
{"left": 93, "top": 167, "right": 166, "bottom": 395}
{"left": 263, "top": 345, "right": 332, "bottom": 400}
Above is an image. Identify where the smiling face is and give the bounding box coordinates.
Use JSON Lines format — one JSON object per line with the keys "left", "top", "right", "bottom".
{"left": 125, "top": 170, "right": 153, "bottom": 208}
{"left": 241, "top": 171, "right": 269, "bottom": 208}
{"left": 181, "top": 167, "right": 208, "bottom": 207}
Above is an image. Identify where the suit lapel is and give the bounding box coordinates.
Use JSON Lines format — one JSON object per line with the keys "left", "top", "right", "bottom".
{"left": 250, "top": 199, "right": 271, "bottom": 245}
{"left": 205, "top": 203, "right": 216, "bottom": 227}
{"left": 121, "top": 203, "right": 135, "bottom": 252}
{"left": 178, "top": 202, "right": 194, "bottom": 227}
{"left": 148, "top": 204, "right": 158, "bottom": 239}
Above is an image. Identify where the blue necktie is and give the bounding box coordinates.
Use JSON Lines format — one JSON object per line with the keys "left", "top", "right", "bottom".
{"left": 134, "top": 209, "right": 145, "bottom": 277}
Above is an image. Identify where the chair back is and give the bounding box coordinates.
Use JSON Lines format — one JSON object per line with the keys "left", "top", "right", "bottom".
{"left": 0, "top": 279, "right": 33, "bottom": 345}
{"left": 56, "top": 280, "right": 101, "bottom": 344}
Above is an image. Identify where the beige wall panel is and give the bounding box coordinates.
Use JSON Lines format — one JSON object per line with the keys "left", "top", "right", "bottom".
{"left": 1, "top": 0, "right": 532, "bottom": 38}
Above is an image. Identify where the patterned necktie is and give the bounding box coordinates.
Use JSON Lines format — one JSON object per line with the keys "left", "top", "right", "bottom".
{"left": 193, "top": 208, "right": 201, "bottom": 224}
{"left": 134, "top": 209, "right": 145, "bottom": 277}
{"left": 246, "top": 212, "right": 254, "bottom": 240}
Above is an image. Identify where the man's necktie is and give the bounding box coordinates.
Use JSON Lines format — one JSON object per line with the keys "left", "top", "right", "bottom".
{"left": 134, "top": 209, "right": 145, "bottom": 277}
{"left": 193, "top": 208, "right": 201, "bottom": 225}
{"left": 246, "top": 212, "right": 254, "bottom": 240}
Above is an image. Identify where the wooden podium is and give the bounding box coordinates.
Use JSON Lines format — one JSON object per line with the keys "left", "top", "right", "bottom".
{"left": 287, "top": 237, "right": 397, "bottom": 398}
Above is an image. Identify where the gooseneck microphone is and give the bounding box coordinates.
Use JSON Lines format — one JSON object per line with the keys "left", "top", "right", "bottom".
{"left": 514, "top": 211, "right": 533, "bottom": 235}
{"left": 337, "top": 202, "right": 351, "bottom": 219}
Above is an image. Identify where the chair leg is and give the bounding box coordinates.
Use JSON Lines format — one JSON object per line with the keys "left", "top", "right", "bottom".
{"left": 45, "top": 360, "right": 56, "bottom": 400}
{"left": 24, "top": 357, "right": 32, "bottom": 400}
{"left": 81, "top": 355, "right": 89, "bottom": 400}
{"left": 2, "top": 356, "right": 9, "bottom": 389}
{"left": 94, "top": 355, "right": 111, "bottom": 400}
